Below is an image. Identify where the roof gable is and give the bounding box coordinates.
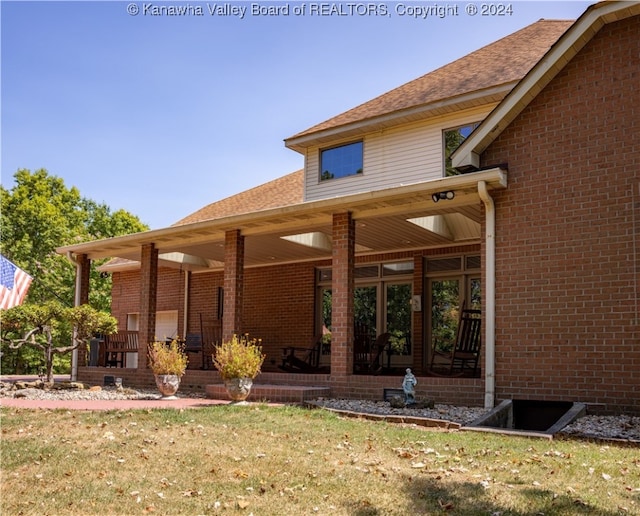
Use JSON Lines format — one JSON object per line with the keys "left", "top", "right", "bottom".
{"left": 452, "top": 1, "right": 640, "bottom": 170}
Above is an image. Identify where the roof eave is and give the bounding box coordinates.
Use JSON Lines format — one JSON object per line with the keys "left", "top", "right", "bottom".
{"left": 452, "top": 1, "right": 640, "bottom": 170}
{"left": 57, "top": 167, "right": 507, "bottom": 262}
{"left": 284, "top": 83, "right": 515, "bottom": 153}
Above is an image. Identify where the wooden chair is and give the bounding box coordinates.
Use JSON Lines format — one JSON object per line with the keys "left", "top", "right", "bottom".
{"left": 430, "top": 309, "right": 482, "bottom": 376}
{"left": 184, "top": 333, "right": 203, "bottom": 369}
{"left": 104, "top": 331, "right": 138, "bottom": 368}
{"left": 354, "top": 332, "right": 391, "bottom": 374}
{"left": 353, "top": 322, "right": 374, "bottom": 373}
{"left": 182, "top": 314, "right": 222, "bottom": 370}
{"left": 200, "top": 321, "right": 221, "bottom": 370}
{"left": 280, "top": 333, "right": 324, "bottom": 373}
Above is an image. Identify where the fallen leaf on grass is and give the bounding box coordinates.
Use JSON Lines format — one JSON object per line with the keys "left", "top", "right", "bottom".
{"left": 438, "top": 499, "right": 454, "bottom": 510}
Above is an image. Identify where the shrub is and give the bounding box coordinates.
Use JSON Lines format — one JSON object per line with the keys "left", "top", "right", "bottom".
{"left": 148, "top": 339, "right": 188, "bottom": 376}
{"left": 212, "top": 334, "right": 265, "bottom": 380}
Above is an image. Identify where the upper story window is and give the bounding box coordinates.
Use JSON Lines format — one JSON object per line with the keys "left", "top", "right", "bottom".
{"left": 443, "top": 122, "right": 479, "bottom": 176}
{"left": 320, "top": 141, "right": 363, "bottom": 181}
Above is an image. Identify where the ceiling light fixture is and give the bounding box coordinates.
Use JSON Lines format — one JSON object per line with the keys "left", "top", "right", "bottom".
{"left": 431, "top": 190, "right": 455, "bottom": 202}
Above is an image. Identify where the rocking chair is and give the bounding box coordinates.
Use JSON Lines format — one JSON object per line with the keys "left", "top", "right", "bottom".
{"left": 354, "top": 332, "right": 391, "bottom": 374}
{"left": 280, "top": 334, "right": 324, "bottom": 373}
{"left": 430, "top": 309, "right": 482, "bottom": 376}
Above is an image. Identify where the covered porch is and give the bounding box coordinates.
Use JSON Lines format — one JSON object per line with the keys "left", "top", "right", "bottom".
{"left": 57, "top": 168, "right": 505, "bottom": 406}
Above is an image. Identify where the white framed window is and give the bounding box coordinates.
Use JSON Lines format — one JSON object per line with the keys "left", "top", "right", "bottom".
{"left": 319, "top": 141, "right": 363, "bottom": 181}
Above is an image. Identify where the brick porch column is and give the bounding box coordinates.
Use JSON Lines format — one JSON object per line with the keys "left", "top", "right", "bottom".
{"left": 74, "top": 253, "right": 91, "bottom": 367}
{"left": 331, "top": 212, "right": 355, "bottom": 378}
{"left": 77, "top": 253, "right": 90, "bottom": 305}
{"left": 138, "top": 243, "right": 158, "bottom": 370}
{"left": 223, "top": 229, "right": 244, "bottom": 340}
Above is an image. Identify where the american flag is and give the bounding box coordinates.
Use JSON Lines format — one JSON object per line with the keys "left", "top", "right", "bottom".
{"left": 0, "top": 255, "right": 33, "bottom": 310}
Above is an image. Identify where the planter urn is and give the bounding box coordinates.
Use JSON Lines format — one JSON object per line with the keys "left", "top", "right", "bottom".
{"left": 155, "top": 374, "right": 181, "bottom": 399}
{"left": 224, "top": 377, "right": 253, "bottom": 402}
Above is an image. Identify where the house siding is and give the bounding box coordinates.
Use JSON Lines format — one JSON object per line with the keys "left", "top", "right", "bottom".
{"left": 304, "top": 105, "right": 495, "bottom": 201}
{"left": 480, "top": 15, "right": 640, "bottom": 413}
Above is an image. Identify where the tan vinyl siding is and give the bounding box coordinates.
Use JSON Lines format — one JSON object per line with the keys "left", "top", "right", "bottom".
{"left": 304, "top": 105, "right": 496, "bottom": 201}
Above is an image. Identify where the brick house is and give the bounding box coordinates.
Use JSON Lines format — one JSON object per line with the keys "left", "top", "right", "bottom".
{"left": 58, "top": 1, "right": 639, "bottom": 414}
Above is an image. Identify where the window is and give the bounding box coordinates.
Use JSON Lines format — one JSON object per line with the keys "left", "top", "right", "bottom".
{"left": 426, "top": 255, "right": 481, "bottom": 366}
{"left": 443, "top": 122, "right": 479, "bottom": 176}
{"left": 320, "top": 141, "right": 363, "bottom": 181}
{"left": 316, "top": 262, "right": 414, "bottom": 369}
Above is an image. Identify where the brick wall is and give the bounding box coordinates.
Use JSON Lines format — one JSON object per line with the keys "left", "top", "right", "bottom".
{"left": 243, "top": 262, "right": 318, "bottom": 370}
{"left": 109, "top": 245, "right": 483, "bottom": 399}
{"left": 480, "top": 16, "right": 640, "bottom": 414}
{"left": 111, "top": 267, "right": 184, "bottom": 328}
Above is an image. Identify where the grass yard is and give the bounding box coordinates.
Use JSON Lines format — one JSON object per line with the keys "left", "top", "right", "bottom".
{"left": 1, "top": 404, "right": 638, "bottom": 515}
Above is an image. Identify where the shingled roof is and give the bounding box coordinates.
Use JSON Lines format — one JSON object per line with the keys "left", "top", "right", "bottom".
{"left": 286, "top": 19, "right": 572, "bottom": 147}
{"left": 173, "top": 169, "right": 304, "bottom": 226}
{"left": 176, "top": 20, "right": 572, "bottom": 227}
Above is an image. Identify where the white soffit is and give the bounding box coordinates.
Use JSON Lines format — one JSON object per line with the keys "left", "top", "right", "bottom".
{"left": 407, "top": 213, "right": 480, "bottom": 242}
{"left": 280, "top": 232, "right": 332, "bottom": 251}
{"left": 280, "top": 231, "right": 372, "bottom": 253}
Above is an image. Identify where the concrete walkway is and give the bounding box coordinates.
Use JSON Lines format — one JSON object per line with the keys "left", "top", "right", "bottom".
{"left": 0, "top": 396, "right": 231, "bottom": 411}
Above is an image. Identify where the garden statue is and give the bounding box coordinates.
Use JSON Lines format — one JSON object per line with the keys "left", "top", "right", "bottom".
{"left": 402, "top": 368, "right": 417, "bottom": 405}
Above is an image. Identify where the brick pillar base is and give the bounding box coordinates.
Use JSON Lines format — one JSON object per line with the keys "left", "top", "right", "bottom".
{"left": 331, "top": 212, "right": 355, "bottom": 377}
{"left": 223, "top": 229, "right": 244, "bottom": 340}
{"left": 139, "top": 243, "right": 158, "bottom": 370}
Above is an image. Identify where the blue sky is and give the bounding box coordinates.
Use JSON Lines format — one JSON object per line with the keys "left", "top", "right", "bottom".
{"left": 2, "top": 0, "right": 591, "bottom": 229}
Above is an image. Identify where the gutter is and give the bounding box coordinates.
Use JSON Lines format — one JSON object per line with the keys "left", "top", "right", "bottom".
{"left": 66, "top": 251, "right": 82, "bottom": 382}
{"left": 477, "top": 181, "right": 496, "bottom": 409}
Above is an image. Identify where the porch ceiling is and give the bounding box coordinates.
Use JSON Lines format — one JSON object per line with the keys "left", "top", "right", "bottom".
{"left": 58, "top": 168, "right": 506, "bottom": 270}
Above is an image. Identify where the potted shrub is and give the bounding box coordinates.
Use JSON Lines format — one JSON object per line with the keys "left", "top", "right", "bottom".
{"left": 148, "top": 339, "right": 188, "bottom": 398}
{"left": 212, "top": 333, "right": 265, "bottom": 402}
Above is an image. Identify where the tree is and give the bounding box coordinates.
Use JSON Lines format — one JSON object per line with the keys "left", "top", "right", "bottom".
{"left": 1, "top": 168, "right": 148, "bottom": 310}
{"left": 1, "top": 302, "right": 117, "bottom": 383}
{"left": 0, "top": 168, "right": 148, "bottom": 374}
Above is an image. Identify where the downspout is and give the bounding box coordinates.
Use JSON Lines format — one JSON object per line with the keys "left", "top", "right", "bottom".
{"left": 66, "top": 251, "right": 82, "bottom": 382}
{"left": 477, "top": 181, "right": 496, "bottom": 409}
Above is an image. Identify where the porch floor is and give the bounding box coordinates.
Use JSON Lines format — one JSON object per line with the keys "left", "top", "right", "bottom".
{"left": 206, "top": 383, "right": 331, "bottom": 403}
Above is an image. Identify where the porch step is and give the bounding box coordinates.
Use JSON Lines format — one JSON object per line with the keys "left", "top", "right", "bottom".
{"left": 206, "top": 383, "right": 330, "bottom": 403}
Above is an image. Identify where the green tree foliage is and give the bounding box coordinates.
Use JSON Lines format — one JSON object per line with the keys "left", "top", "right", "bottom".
{"left": 0, "top": 168, "right": 148, "bottom": 374}
{"left": 1, "top": 302, "right": 117, "bottom": 382}
{"left": 1, "top": 168, "right": 148, "bottom": 309}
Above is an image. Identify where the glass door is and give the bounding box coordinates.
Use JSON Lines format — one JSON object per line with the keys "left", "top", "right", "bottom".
{"left": 429, "top": 279, "right": 460, "bottom": 361}
{"left": 385, "top": 282, "right": 412, "bottom": 368}
{"left": 354, "top": 285, "right": 378, "bottom": 364}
